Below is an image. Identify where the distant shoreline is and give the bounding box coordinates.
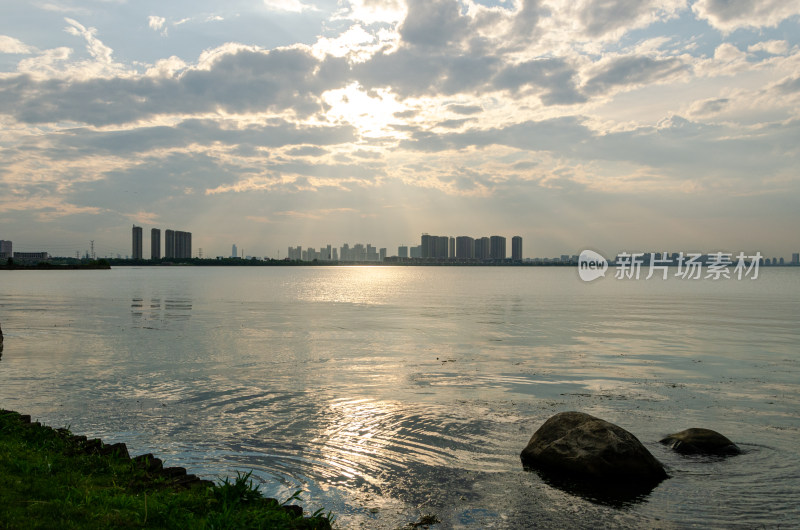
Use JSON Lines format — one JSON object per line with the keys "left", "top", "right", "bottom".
{"left": 0, "top": 259, "right": 111, "bottom": 270}
{"left": 3, "top": 257, "right": 796, "bottom": 269}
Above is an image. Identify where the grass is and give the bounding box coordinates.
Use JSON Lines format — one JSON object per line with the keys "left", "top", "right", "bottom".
{"left": 0, "top": 410, "right": 333, "bottom": 529}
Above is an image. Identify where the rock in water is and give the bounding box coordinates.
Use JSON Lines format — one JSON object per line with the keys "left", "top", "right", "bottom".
{"left": 660, "top": 428, "right": 741, "bottom": 455}
{"left": 520, "top": 411, "right": 667, "bottom": 486}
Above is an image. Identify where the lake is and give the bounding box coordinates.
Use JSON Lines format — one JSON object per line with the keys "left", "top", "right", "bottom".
{"left": 1, "top": 266, "right": 798, "bottom": 528}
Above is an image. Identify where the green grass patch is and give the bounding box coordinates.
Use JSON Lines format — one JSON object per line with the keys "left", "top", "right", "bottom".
{"left": 0, "top": 410, "right": 333, "bottom": 529}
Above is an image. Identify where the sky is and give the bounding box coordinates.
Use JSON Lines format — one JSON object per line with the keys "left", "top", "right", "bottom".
{"left": 0, "top": 0, "right": 798, "bottom": 259}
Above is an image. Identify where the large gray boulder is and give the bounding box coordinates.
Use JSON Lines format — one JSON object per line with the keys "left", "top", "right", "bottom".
{"left": 521, "top": 411, "right": 667, "bottom": 486}
{"left": 660, "top": 428, "right": 741, "bottom": 455}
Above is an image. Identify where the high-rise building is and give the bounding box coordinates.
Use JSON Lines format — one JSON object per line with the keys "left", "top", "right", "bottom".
{"left": 398, "top": 245, "right": 408, "bottom": 258}
{"left": 232, "top": 244, "right": 238, "bottom": 258}
{"left": 436, "top": 236, "right": 449, "bottom": 258}
{"left": 165, "top": 230, "right": 175, "bottom": 258}
{"left": 367, "top": 244, "right": 379, "bottom": 261}
{"left": 132, "top": 225, "right": 143, "bottom": 259}
{"left": 456, "top": 236, "right": 475, "bottom": 259}
{"left": 151, "top": 228, "right": 161, "bottom": 260}
{"left": 0, "top": 240, "right": 12, "bottom": 259}
{"left": 175, "top": 231, "right": 191, "bottom": 258}
{"left": 421, "top": 234, "right": 435, "bottom": 258}
{"left": 512, "top": 236, "right": 522, "bottom": 261}
{"left": 164, "top": 229, "right": 191, "bottom": 258}
{"left": 354, "top": 243, "right": 367, "bottom": 261}
{"left": 489, "top": 236, "right": 506, "bottom": 260}
{"left": 410, "top": 245, "right": 422, "bottom": 258}
{"left": 792, "top": 253, "right": 799, "bottom": 265}
{"left": 449, "top": 237, "right": 455, "bottom": 259}
{"left": 421, "top": 234, "right": 450, "bottom": 258}
{"left": 475, "top": 237, "right": 490, "bottom": 259}
{"left": 379, "top": 248, "right": 387, "bottom": 261}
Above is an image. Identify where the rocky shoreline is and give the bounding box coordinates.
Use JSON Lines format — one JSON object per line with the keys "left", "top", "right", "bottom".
{"left": 0, "top": 408, "right": 331, "bottom": 528}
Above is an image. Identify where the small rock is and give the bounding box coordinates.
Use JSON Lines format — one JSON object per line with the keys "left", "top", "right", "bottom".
{"left": 283, "top": 505, "right": 303, "bottom": 518}
{"left": 660, "top": 428, "right": 741, "bottom": 455}
{"left": 161, "top": 466, "right": 187, "bottom": 479}
{"left": 100, "top": 442, "right": 130, "bottom": 459}
{"left": 132, "top": 453, "right": 164, "bottom": 472}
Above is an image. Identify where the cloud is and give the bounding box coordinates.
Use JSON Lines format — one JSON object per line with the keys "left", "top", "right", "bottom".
{"left": 688, "top": 97, "right": 729, "bottom": 116}
{"left": 0, "top": 35, "right": 34, "bottom": 54}
{"left": 335, "top": 0, "right": 406, "bottom": 25}
{"left": 747, "top": 40, "right": 790, "bottom": 56}
{"left": 693, "top": 0, "right": 800, "bottom": 32}
{"left": 1, "top": 46, "right": 350, "bottom": 125}
{"left": 583, "top": 55, "right": 688, "bottom": 95}
{"left": 55, "top": 119, "right": 357, "bottom": 156}
{"left": 494, "top": 57, "right": 586, "bottom": 105}
{"left": 435, "top": 118, "right": 472, "bottom": 129}
{"left": 287, "top": 146, "right": 329, "bottom": 156}
{"left": 263, "top": 0, "right": 317, "bottom": 13}
{"left": 576, "top": 0, "right": 685, "bottom": 39}
{"left": 64, "top": 18, "right": 114, "bottom": 66}
{"left": 399, "top": 0, "right": 469, "bottom": 49}
{"left": 399, "top": 116, "right": 594, "bottom": 153}
{"left": 447, "top": 104, "right": 482, "bottom": 115}
{"left": 775, "top": 76, "right": 800, "bottom": 94}
{"left": 148, "top": 15, "right": 166, "bottom": 32}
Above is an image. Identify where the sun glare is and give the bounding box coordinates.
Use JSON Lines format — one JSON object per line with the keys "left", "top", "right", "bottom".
{"left": 322, "top": 82, "right": 406, "bottom": 139}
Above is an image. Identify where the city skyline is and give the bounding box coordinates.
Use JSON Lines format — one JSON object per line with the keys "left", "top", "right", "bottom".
{"left": 5, "top": 224, "right": 800, "bottom": 264}
{"left": 1, "top": 3, "right": 799, "bottom": 258}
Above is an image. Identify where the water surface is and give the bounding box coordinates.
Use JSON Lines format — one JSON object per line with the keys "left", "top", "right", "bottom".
{"left": 1, "top": 266, "right": 798, "bottom": 527}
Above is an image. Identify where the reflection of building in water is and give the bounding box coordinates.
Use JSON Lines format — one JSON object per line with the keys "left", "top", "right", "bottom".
{"left": 131, "top": 297, "right": 192, "bottom": 325}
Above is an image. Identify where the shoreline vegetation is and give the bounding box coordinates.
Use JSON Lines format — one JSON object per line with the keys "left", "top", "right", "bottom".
{"left": 0, "top": 259, "right": 111, "bottom": 270}
{"left": 0, "top": 409, "right": 333, "bottom": 529}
